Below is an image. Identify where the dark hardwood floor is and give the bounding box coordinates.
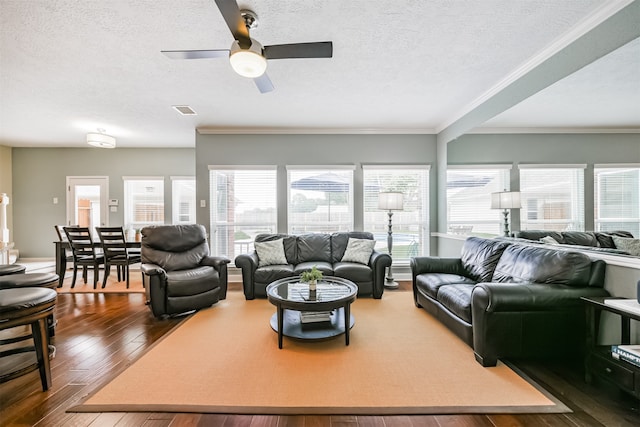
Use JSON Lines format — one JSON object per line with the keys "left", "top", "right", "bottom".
{"left": 1, "top": 279, "right": 640, "bottom": 427}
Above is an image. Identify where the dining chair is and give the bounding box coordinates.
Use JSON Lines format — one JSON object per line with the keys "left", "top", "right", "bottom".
{"left": 96, "top": 226, "right": 141, "bottom": 289}
{"left": 54, "top": 225, "right": 84, "bottom": 285}
{"left": 63, "top": 226, "right": 105, "bottom": 289}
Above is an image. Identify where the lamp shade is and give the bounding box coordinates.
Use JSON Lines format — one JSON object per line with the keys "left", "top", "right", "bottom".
{"left": 86, "top": 132, "right": 116, "bottom": 149}
{"left": 378, "top": 192, "right": 404, "bottom": 211}
{"left": 491, "top": 191, "right": 521, "bottom": 209}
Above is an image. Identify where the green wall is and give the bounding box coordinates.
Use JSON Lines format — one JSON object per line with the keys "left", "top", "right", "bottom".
{"left": 195, "top": 133, "right": 438, "bottom": 242}
{"left": 12, "top": 147, "right": 194, "bottom": 257}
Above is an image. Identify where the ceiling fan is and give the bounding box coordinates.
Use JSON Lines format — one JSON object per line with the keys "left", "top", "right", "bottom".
{"left": 161, "top": 0, "right": 333, "bottom": 93}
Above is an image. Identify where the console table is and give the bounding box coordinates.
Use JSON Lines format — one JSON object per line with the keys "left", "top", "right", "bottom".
{"left": 581, "top": 296, "right": 640, "bottom": 399}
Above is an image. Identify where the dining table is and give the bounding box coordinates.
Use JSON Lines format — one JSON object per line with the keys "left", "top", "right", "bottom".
{"left": 54, "top": 240, "right": 141, "bottom": 287}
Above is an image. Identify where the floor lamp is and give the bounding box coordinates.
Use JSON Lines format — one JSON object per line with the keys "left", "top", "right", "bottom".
{"left": 491, "top": 190, "right": 521, "bottom": 237}
{"left": 378, "top": 192, "right": 404, "bottom": 289}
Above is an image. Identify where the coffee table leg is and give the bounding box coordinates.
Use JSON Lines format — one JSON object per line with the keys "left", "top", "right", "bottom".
{"left": 344, "top": 303, "right": 350, "bottom": 346}
{"left": 277, "top": 306, "right": 284, "bottom": 349}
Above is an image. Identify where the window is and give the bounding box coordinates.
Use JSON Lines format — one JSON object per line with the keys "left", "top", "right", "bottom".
{"left": 171, "top": 177, "right": 196, "bottom": 224}
{"left": 519, "top": 165, "right": 585, "bottom": 231}
{"left": 287, "top": 166, "right": 354, "bottom": 234}
{"left": 209, "top": 166, "right": 277, "bottom": 260}
{"left": 363, "top": 165, "right": 430, "bottom": 262}
{"left": 594, "top": 165, "right": 640, "bottom": 237}
{"left": 446, "top": 166, "right": 511, "bottom": 236}
{"left": 123, "top": 177, "right": 164, "bottom": 230}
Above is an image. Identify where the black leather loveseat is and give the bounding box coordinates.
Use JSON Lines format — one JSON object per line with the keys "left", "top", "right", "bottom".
{"left": 235, "top": 232, "right": 391, "bottom": 299}
{"left": 512, "top": 229, "right": 633, "bottom": 254}
{"left": 411, "top": 237, "right": 609, "bottom": 367}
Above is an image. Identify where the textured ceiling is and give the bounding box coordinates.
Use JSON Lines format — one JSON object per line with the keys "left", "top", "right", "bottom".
{"left": 0, "top": 0, "right": 638, "bottom": 148}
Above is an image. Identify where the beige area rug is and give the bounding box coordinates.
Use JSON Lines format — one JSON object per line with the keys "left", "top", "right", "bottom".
{"left": 71, "top": 291, "right": 569, "bottom": 415}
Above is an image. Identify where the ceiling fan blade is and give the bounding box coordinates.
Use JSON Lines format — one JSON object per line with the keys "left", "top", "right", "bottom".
{"left": 162, "top": 50, "right": 229, "bottom": 60}
{"left": 264, "top": 42, "right": 333, "bottom": 60}
{"left": 254, "top": 73, "right": 274, "bottom": 93}
{"left": 214, "top": 0, "right": 251, "bottom": 49}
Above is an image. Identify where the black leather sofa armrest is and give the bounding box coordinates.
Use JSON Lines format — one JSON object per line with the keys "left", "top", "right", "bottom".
{"left": 235, "top": 252, "right": 260, "bottom": 300}
{"left": 201, "top": 255, "right": 231, "bottom": 270}
{"left": 369, "top": 250, "right": 392, "bottom": 299}
{"left": 141, "top": 263, "right": 166, "bottom": 277}
{"left": 472, "top": 282, "right": 610, "bottom": 313}
{"left": 410, "top": 257, "right": 464, "bottom": 276}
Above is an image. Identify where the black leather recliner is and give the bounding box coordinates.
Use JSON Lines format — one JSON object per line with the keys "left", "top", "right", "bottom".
{"left": 140, "top": 224, "right": 230, "bottom": 318}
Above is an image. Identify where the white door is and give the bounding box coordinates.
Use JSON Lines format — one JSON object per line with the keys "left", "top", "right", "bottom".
{"left": 66, "top": 176, "right": 109, "bottom": 231}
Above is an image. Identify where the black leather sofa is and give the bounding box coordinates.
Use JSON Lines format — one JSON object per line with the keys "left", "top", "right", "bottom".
{"left": 235, "top": 232, "right": 391, "bottom": 299}
{"left": 411, "top": 237, "right": 609, "bottom": 367}
{"left": 512, "top": 229, "right": 633, "bottom": 254}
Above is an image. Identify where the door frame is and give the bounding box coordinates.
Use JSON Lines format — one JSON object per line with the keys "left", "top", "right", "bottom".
{"left": 66, "top": 176, "right": 109, "bottom": 228}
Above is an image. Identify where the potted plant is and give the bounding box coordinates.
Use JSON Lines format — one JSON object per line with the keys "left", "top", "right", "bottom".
{"left": 300, "top": 266, "right": 323, "bottom": 291}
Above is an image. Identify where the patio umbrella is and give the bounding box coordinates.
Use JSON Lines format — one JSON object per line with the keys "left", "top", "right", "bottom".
{"left": 291, "top": 172, "right": 350, "bottom": 221}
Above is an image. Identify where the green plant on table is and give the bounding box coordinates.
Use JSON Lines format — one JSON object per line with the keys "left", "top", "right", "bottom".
{"left": 300, "top": 266, "right": 323, "bottom": 283}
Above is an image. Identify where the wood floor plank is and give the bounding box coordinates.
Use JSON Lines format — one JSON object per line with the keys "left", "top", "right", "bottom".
{"left": 1, "top": 280, "right": 640, "bottom": 427}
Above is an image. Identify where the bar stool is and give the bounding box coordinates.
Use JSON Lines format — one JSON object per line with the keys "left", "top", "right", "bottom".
{"left": 0, "top": 272, "right": 60, "bottom": 336}
{"left": 0, "top": 264, "right": 26, "bottom": 276}
{"left": 0, "top": 287, "right": 57, "bottom": 391}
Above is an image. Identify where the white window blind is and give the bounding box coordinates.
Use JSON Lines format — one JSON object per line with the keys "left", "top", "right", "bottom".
{"left": 363, "top": 165, "right": 430, "bottom": 262}
{"left": 123, "top": 177, "right": 164, "bottom": 230}
{"left": 209, "top": 167, "right": 277, "bottom": 260}
{"left": 171, "top": 177, "right": 195, "bottom": 224}
{"left": 594, "top": 165, "right": 640, "bottom": 237}
{"left": 446, "top": 166, "right": 511, "bottom": 236}
{"left": 287, "top": 166, "right": 354, "bottom": 234}
{"left": 519, "top": 166, "right": 585, "bottom": 231}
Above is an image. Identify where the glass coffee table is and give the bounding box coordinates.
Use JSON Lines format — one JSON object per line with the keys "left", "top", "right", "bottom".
{"left": 266, "top": 276, "right": 357, "bottom": 349}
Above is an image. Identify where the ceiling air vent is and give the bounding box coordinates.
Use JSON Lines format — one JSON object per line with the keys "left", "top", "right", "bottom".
{"left": 172, "top": 105, "right": 197, "bottom": 115}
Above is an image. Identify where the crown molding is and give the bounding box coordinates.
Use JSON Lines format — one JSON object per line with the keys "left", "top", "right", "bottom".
{"left": 468, "top": 127, "right": 640, "bottom": 134}
{"left": 435, "top": 0, "right": 635, "bottom": 134}
{"left": 197, "top": 127, "right": 437, "bottom": 135}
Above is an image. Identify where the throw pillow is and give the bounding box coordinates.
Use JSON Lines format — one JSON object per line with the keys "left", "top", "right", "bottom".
{"left": 341, "top": 238, "right": 376, "bottom": 265}
{"left": 611, "top": 235, "right": 640, "bottom": 256}
{"left": 255, "top": 238, "right": 288, "bottom": 267}
{"left": 540, "top": 236, "right": 559, "bottom": 245}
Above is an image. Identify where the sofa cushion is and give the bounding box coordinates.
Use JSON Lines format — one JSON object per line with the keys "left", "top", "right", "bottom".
{"left": 293, "top": 261, "right": 333, "bottom": 276}
{"left": 561, "top": 231, "right": 598, "bottom": 247}
{"left": 255, "top": 238, "right": 288, "bottom": 267}
{"left": 330, "top": 232, "right": 375, "bottom": 262}
{"left": 540, "top": 235, "right": 560, "bottom": 245}
{"left": 436, "top": 284, "right": 474, "bottom": 324}
{"left": 296, "top": 234, "right": 331, "bottom": 264}
{"left": 416, "top": 273, "right": 476, "bottom": 299}
{"left": 255, "top": 234, "right": 298, "bottom": 264}
{"left": 166, "top": 266, "right": 218, "bottom": 296}
{"left": 492, "top": 244, "right": 592, "bottom": 287}
{"left": 333, "top": 262, "right": 372, "bottom": 283}
{"left": 460, "top": 237, "right": 511, "bottom": 282}
{"left": 611, "top": 235, "right": 640, "bottom": 256}
{"left": 341, "top": 238, "right": 375, "bottom": 265}
{"left": 255, "top": 264, "right": 295, "bottom": 285}
{"left": 514, "top": 230, "right": 564, "bottom": 243}
{"left": 595, "top": 230, "right": 634, "bottom": 248}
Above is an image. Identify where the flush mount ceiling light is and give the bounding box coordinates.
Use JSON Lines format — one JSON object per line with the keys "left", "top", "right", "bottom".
{"left": 229, "top": 38, "right": 267, "bottom": 78}
{"left": 87, "top": 129, "right": 116, "bottom": 148}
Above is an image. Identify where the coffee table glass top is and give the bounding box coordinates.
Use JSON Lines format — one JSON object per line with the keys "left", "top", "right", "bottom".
{"left": 267, "top": 276, "right": 357, "bottom": 304}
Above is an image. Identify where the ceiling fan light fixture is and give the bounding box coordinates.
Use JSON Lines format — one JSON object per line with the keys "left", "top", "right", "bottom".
{"left": 229, "top": 39, "right": 267, "bottom": 78}
{"left": 87, "top": 130, "right": 116, "bottom": 148}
